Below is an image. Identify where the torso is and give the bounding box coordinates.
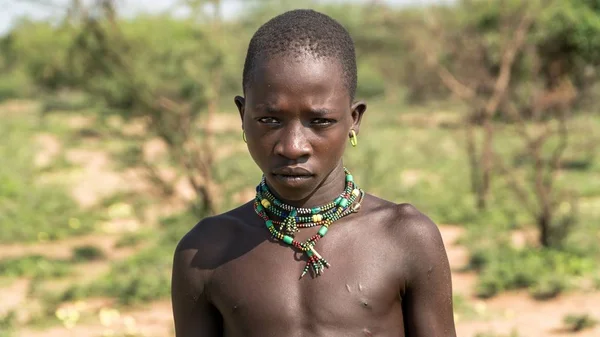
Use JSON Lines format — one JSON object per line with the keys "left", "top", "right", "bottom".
{"left": 191, "top": 194, "right": 417, "bottom": 337}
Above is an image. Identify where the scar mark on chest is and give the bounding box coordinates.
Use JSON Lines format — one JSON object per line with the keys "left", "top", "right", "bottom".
{"left": 363, "top": 328, "right": 373, "bottom": 336}
{"left": 346, "top": 284, "right": 351, "bottom": 292}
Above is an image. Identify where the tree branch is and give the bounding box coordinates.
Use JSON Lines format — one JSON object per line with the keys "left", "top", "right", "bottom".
{"left": 483, "top": 13, "right": 534, "bottom": 117}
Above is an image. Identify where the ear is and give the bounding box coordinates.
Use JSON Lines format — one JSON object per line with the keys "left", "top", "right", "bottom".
{"left": 234, "top": 95, "right": 245, "bottom": 128}
{"left": 350, "top": 100, "right": 367, "bottom": 134}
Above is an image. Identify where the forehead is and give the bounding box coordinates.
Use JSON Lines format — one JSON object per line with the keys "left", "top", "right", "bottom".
{"left": 246, "top": 55, "right": 349, "bottom": 109}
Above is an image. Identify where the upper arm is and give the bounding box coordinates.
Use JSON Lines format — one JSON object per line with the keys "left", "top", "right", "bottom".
{"left": 398, "top": 206, "right": 456, "bottom": 337}
{"left": 171, "top": 230, "right": 223, "bottom": 337}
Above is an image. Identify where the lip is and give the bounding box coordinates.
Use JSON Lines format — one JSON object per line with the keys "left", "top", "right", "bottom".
{"left": 271, "top": 167, "right": 313, "bottom": 176}
{"left": 270, "top": 167, "right": 314, "bottom": 187}
{"left": 271, "top": 173, "right": 314, "bottom": 187}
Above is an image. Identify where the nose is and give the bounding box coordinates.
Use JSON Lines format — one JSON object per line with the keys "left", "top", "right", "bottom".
{"left": 274, "top": 121, "right": 312, "bottom": 161}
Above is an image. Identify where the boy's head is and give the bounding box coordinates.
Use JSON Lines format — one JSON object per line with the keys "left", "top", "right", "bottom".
{"left": 236, "top": 9, "right": 366, "bottom": 202}
{"left": 242, "top": 9, "right": 357, "bottom": 101}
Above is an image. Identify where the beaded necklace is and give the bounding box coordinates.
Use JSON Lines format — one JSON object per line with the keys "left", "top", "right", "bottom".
{"left": 253, "top": 168, "right": 364, "bottom": 279}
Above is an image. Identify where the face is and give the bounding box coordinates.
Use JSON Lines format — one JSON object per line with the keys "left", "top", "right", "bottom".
{"left": 235, "top": 55, "right": 366, "bottom": 202}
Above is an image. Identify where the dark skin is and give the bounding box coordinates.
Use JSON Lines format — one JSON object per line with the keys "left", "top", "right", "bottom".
{"left": 171, "top": 54, "right": 456, "bottom": 337}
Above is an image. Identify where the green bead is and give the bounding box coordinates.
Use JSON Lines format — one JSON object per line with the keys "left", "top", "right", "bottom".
{"left": 266, "top": 220, "right": 274, "bottom": 228}
{"left": 256, "top": 205, "right": 263, "bottom": 212}
{"left": 318, "top": 227, "right": 328, "bottom": 236}
{"left": 334, "top": 197, "right": 342, "bottom": 205}
{"left": 311, "top": 207, "right": 321, "bottom": 214}
{"left": 339, "top": 198, "right": 349, "bottom": 207}
{"left": 346, "top": 174, "right": 353, "bottom": 182}
{"left": 283, "top": 236, "right": 293, "bottom": 245}
{"left": 306, "top": 250, "right": 314, "bottom": 257}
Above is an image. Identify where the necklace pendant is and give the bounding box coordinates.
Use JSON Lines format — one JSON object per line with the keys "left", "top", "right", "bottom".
{"left": 309, "top": 247, "right": 331, "bottom": 270}
{"left": 351, "top": 190, "right": 365, "bottom": 213}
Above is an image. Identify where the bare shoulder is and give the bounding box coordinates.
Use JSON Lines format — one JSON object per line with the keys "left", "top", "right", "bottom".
{"left": 371, "top": 197, "right": 451, "bottom": 294}
{"left": 173, "top": 203, "right": 252, "bottom": 266}
{"left": 365, "top": 194, "right": 442, "bottom": 243}
{"left": 364, "top": 194, "right": 447, "bottom": 268}
{"left": 390, "top": 202, "right": 444, "bottom": 248}
{"left": 172, "top": 203, "right": 253, "bottom": 289}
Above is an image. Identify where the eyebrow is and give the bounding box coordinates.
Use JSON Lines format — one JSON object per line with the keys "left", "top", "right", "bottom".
{"left": 309, "top": 108, "right": 332, "bottom": 116}
{"left": 262, "top": 106, "right": 332, "bottom": 116}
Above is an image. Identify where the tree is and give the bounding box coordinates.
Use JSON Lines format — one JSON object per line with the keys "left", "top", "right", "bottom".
{"left": 411, "top": 0, "right": 600, "bottom": 246}
{"left": 67, "top": 0, "right": 233, "bottom": 215}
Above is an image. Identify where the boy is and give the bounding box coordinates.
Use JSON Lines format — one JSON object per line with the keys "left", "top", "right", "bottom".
{"left": 171, "top": 9, "right": 456, "bottom": 337}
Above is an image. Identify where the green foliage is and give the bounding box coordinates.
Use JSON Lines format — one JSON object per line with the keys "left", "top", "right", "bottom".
{"left": 0, "top": 255, "right": 72, "bottom": 279}
{"left": 87, "top": 247, "right": 172, "bottom": 305}
{"left": 0, "top": 110, "right": 96, "bottom": 243}
{"left": 158, "top": 211, "right": 203, "bottom": 247}
{"left": 563, "top": 313, "right": 598, "bottom": 332}
{"left": 55, "top": 211, "right": 201, "bottom": 305}
{"left": 469, "top": 245, "right": 596, "bottom": 299}
{"left": 452, "top": 294, "right": 478, "bottom": 318}
{"left": 536, "top": 0, "right": 600, "bottom": 64}
{"left": 0, "top": 310, "right": 16, "bottom": 337}
{"left": 5, "top": 21, "right": 80, "bottom": 90}
{"left": 72, "top": 245, "right": 106, "bottom": 262}
{"left": 356, "top": 61, "right": 386, "bottom": 99}
{"left": 114, "top": 232, "right": 148, "bottom": 249}
{"left": 0, "top": 70, "right": 33, "bottom": 101}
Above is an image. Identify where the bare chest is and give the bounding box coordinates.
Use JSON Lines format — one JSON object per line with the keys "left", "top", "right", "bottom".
{"left": 208, "top": 225, "right": 407, "bottom": 334}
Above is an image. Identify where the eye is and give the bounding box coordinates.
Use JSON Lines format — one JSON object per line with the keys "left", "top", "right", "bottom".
{"left": 311, "top": 118, "right": 336, "bottom": 126}
{"left": 257, "top": 117, "right": 280, "bottom": 124}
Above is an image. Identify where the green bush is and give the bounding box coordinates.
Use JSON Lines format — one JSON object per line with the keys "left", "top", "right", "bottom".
{"left": 158, "top": 211, "right": 202, "bottom": 247}
{"left": 114, "top": 232, "right": 148, "bottom": 249}
{"left": 0, "top": 71, "right": 33, "bottom": 101}
{"left": 6, "top": 21, "right": 82, "bottom": 91}
{"left": 72, "top": 245, "right": 106, "bottom": 262}
{"left": 563, "top": 313, "right": 598, "bottom": 332}
{"left": 356, "top": 61, "right": 386, "bottom": 99}
{"left": 0, "top": 310, "right": 16, "bottom": 337}
{"left": 49, "top": 211, "right": 200, "bottom": 306}
{"left": 0, "top": 111, "right": 96, "bottom": 243}
{"left": 0, "top": 255, "right": 72, "bottom": 278}
{"left": 470, "top": 245, "right": 595, "bottom": 299}
{"left": 87, "top": 246, "right": 172, "bottom": 305}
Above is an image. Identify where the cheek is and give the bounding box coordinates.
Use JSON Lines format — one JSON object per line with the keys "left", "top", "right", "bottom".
{"left": 247, "top": 138, "right": 267, "bottom": 161}
{"left": 314, "top": 130, "right": 348, "bottom": 156}
{"left": 245, "top": 133, "right": 274, "bottom": 171}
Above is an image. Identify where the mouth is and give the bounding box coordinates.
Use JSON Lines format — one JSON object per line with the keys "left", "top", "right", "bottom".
{"left": 272, "top": 167, "right": 313, "bottom": 176}
{"left": 271, "top": 174, "right": 313, "bottom": 188}
{"left": 271, "top": 167, "right": 314, "bottom": 185}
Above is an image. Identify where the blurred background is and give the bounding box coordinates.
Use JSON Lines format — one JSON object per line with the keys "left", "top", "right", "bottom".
{"left": 0, "top": 0, "right": 599, "bottom": 336}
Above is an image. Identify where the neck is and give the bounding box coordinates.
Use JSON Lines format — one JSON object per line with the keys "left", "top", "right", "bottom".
{"left": 265, "top": 162, "right": 348, "bottom": 209}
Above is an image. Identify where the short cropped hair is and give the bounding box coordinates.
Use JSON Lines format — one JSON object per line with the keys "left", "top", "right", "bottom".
{"left": 242, "top": 9, "right": 357, "bottom": 100}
